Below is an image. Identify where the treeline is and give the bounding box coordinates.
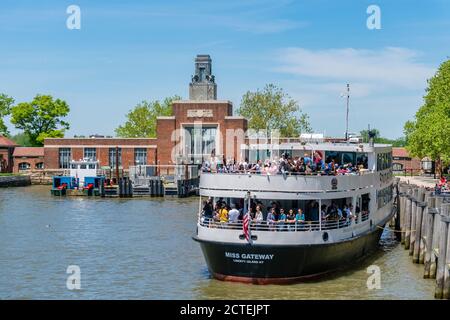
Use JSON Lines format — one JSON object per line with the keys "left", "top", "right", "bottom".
{"left": 114, "top": 84, "right": 312, "bottom": 138}
{"left": 403, "top": 59, "right": 450, "bottom": 175}
{"left": 0, "top": 94, "right": 70, "bottom": 146}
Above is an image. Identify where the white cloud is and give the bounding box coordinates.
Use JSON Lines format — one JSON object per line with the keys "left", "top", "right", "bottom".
{"left": 275, "top": 47, "right": 435, "bottom": 89}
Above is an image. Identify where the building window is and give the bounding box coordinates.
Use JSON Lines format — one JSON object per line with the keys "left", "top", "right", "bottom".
{"left": 184, "top": 126, "right": 217, "bottom": 161}
{"left": 59, "top": 148, "right": 71, "bottom": 169}
{"left": 35, "top": 162, "right": 44, "bottom": 169}
{"left": 393, "top": 163, "right": 403, "bottom": 172}
{"left": 84, "top": 148, "right": 96, "bottom": 161}
{"left": 134, "top": 148, "right": 147, "bottom": 165}
{"left": 18, "top": 162, "right": 31, "bottom": 170}
{"left": 109, "top": 148, "right": 122, "bottom": 167}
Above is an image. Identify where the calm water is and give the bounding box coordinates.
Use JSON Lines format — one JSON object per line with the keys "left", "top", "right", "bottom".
{"left": 0, "top": 186, "right": 435, "bottom": 299}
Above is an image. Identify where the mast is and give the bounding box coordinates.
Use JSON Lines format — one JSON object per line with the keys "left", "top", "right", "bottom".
{"left": 345, "top": 83, "right": 350, "bottom": 141}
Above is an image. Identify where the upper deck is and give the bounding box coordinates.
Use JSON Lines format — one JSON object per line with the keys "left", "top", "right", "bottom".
{"left": 200, "top": 170, "right": 393, "bottom": 200}
{"left": 200, "top": 142, "right": 393, "bottom": 199}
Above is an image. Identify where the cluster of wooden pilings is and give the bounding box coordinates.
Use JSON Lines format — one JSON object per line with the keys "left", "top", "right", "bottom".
{"left": 398, "top": 183, "right": 450, "bottom": 299}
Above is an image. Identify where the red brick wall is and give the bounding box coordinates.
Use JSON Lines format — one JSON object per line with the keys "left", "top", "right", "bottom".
{"left": 0, "top": 148, "right": 12, "bottom": 173}
{"left": 42, "top": 104, "right": 248, "bottom": 169}
{"left": 72, "top": 148, "right": 83, "bottom": 162}
{"left": 44, "top": 138, "right": 157, "bottom": 146}
{"left": 393, "top": 158, "right": 422, "bottom": 172}
{"left": 43, "top": 138, "right": 157, "bottom": 169}
{"left": 224, "top": 118, "right": 248, "bottom": 161}
{"left": 156, "top": 117, "right": 176, "bottom": 165}
{"left": 44, "top": 147, "right": 59, "bottom": 169}
{"left": 13, "top": 156, "right": 45, "bottom": 173}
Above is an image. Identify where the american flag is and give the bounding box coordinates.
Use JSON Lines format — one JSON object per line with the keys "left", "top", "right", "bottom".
{"left": 243, "top": 211, "right": 251, "bottom": 243}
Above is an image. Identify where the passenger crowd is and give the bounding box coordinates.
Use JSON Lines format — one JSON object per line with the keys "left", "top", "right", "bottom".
{"left": 201, "top": 152, "right": 368, "bottom": 176}
{"left": 435, "top": 176, "right": 450, "bottom": 194}
{"left": 201, "top": 198, "right": 368, "bottom": 229}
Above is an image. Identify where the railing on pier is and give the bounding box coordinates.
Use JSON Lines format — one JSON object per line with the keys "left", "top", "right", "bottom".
{"left": 129, "top": 164, "right": 200, "bottom": 182}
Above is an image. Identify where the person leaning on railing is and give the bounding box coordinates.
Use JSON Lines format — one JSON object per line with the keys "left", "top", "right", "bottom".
{"left": 215, "top": 203, "right": 228, "bottom": 223}
{"left": 201, "top": 199, "right": 214, "bottom": 222}
{"left": 295, "top": 208, "right": 305, "bottom": 230}
{"left": 228, "top": 204, "right": 240, "bottom": 223}
{"left": 267, "top": 208, "right": 277, "bottom": 231}
{"left": 278, "top": 208, "right": 287, "bottom": 231}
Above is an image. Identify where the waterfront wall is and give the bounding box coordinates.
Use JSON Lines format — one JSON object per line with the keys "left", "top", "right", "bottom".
{"left": 0, "top": 175, "right": 31, "bottom": 187}
{"left": 398, "top": 183, "right": 450, "bottom": 299}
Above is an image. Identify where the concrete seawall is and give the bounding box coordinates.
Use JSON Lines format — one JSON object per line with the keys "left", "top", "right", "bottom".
{"left": 0, "top": 175, "right": 31, "bottom": 187}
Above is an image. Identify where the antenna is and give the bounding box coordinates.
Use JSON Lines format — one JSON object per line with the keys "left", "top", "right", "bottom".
{"left": 345, "top": 83, "right": 350, "bottom": 141}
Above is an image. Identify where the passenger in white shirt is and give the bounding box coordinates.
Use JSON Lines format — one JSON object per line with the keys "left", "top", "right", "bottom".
{"left": 228, "top": 204, "right": 240, "bottom": 223}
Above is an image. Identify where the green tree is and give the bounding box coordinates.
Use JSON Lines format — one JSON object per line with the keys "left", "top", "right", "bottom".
{"left": 237, "top": 84, "right": 312, "bottom": 137}
{"left": 115, "top": 96, "right": 181, "bottom": 138}
{"left": 0, "top": 94, "right": 14, "bottom": 136}
{"left": 10, "top": 132, "right": 33, "bottom": 147}
{"left": 10, "top": 94, "right": 70, "bottom": 146}
{"left": 359, "top": 129, "right": 406, "bottom": 147}
{"left": 404, "top": 59, "right": 450, "bottom": 175}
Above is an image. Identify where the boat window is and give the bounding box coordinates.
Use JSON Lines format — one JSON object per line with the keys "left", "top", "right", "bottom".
{"left": 70, "top": 164, "right": 77, "bottom": 169}
{"left": 377, "top": 185, "right": 393, "bottom": 209}
{"left": 377, "top": 152, "right": 392, "bottom": 171}
{"left": 80, "top": 164, "right": 87, "bottom": 169}
{"left": 356, "top": 153, "right": 368, "bottom": 169}
{"left": 88, "top": 164, "right": 96, "bottom": 169}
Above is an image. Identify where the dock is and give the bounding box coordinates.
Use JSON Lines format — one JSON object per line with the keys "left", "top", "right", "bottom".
{"left": 396, "top": 181, "right": 450, "bottom": 299}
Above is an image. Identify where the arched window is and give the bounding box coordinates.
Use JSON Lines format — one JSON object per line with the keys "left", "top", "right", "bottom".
{"left": 35, "top": 162, "right": 44, "bottom": 169}
{"left": 392, "top": 163, "right": 403, "bottom": 172}
{"left": 18, "top": 162, "right": 31, "bottom": 170}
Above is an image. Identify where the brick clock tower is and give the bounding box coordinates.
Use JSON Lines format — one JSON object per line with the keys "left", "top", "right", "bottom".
{"left": 156, "top": 55, "right": 247, "bottom": 166}
{"left": 189, "top": 55, "right": 217, "bottom": 100}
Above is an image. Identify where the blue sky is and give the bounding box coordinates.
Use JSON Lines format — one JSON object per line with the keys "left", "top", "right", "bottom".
{"left": 1, "top": 0, "right": 449, "bottom": 138}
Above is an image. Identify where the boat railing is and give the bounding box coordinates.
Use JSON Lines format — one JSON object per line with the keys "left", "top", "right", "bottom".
{"left": 200, "top": 169, "right": 374, "bottom": 177}
{"left": 198, "top": 217, "right": 358, "bottom": 232}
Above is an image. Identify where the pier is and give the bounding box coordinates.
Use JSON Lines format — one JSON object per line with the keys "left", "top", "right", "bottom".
{"left": 397, "top": 181, "right": 450, "bottom": 299}
{"left": 50, "top": 164, "right": 200, "bottom": 198}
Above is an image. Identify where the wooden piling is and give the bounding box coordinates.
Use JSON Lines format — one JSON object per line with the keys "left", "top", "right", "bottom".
{"left": 409, "top": 188, "right": 420, "bottom": 255}
{"left": 442, "top": 203, "right": 450, "bottom": 300}
{"left": 399, "top": 184, "right": 408, "bottom": 244}
{"left": 404, "top": 188, "right": 413, "bottom": 250}
{"left": 435, "top": 203, "right": 450, "bottom": 299}
{"left": 430, "top": 196, "right": 444, "bottom": 279}
{"left": 413, "top": 190, "right": 429, "bottom": 263}
{"left": 424, "top": 196, "right": 437, "bottom": 278}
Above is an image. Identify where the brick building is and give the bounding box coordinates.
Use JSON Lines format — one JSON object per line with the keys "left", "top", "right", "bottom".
{"left": 392, "top": 147, "right": 421, "bottom": 173}
{"left": 13, "top": 147, "right": 45, "bottom": 173}
{"left": 0, "top": 135, "right": 18, "bottom": 173}
{"left": 41, "top": 55, "right": 248, "bottom": 171}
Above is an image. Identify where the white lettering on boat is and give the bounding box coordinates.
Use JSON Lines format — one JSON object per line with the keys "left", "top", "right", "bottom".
{"left": 225, "top": 252, "right": 274, "bottom": 264}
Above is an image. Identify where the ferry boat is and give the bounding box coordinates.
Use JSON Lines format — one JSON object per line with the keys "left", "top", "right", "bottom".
{"left": 193, "top": 138, "right": 395, "bottom": 284}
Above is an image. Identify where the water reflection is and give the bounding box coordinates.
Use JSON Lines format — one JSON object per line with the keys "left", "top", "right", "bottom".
{"left": 0, "top": 186, "right": 435, "bottom": 299}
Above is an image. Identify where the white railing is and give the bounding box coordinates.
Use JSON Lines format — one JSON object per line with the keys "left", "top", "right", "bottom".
{"left": 198, "top": 217, "right": 362, "bottom": 232}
